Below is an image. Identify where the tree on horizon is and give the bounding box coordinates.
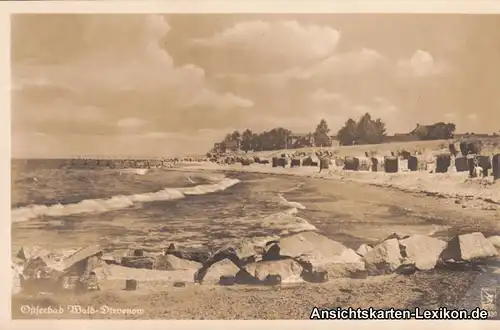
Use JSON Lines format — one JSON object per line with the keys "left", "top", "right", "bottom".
{"left": 336, "top": 113, "right": 387, "bottom": 146}
{"left": 241, "top": 129, "right": 253, "bottom": 153}
{"left": 313, "top": 119, "right": 332, "bottom": 147}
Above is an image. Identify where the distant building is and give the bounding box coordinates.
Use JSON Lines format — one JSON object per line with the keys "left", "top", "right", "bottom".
{"left": 224, "top": 139, "right": 241, "bottom": 152}
{"left": 213, "top": 139, "right": 241, "bottom": 153}
{"left": 379, "top": 125, "right": 424, "bottom": 143}
{"left": 329, "top": 135, "right": 340, "bottom": 148}
{"left": 213, "top": 143, "right": 223, "bottom": 153}
{"left": 287, "top": 133, "right": 315, "bottom": 148}
{"left": 409, "top": 123, "right": 429, "bottom": 137}
{"left": 286, "top": 133, "right": 340, "bottom": 148}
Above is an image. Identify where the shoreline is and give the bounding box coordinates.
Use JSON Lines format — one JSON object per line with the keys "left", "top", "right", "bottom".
{"left": 177, "top": 162, "right": 500, "bottom": 210}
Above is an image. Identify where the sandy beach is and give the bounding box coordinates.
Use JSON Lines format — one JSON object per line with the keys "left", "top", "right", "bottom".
{"left": 184, "top": 160, "right": 500, "bottom": 214}
{"left": 12, "top": 269, "right": 485, "bottom": 319}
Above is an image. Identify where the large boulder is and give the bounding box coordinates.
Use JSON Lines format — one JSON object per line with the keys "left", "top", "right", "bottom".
{"left": 277, "top": 232, "right": 365, "bottom": 278}
{"left": 165, "top": 244, "right": 212, "bottom": 264}
{"left": 209, "top": 236, "right": 277, "bottom": 265}
{"left": 356, "top": 244, "right": 373, "bottom": 257}
{"left": 22, "top": 256, "right": 63, "bottom": 280}
{"left": 194, "top": 258, "right": 241, "bottom": 284}
{"left": 243, "top": 259, "right": 304, "bottom": 283}
{"left": 17, "top": 246, "right": 51, "bottom": 261}
{"left": 60, "top": 244, "right": 103, "bottom": 271}
{"left": 154, "top": 254, "right": 202, "bottom": 271}
{"left": 101, "top": 253, "right": 121, "bottom": 265}
{"left": 120, "top": 256, "right": 155, "bottom": 269}
{"left": 440, "top": 232, "right": 498, "bottom": 262}
{"left": 262, "top": 242, "right": 281, "bottom": 261}
{"left": 487, "top": 236, "right": 500, "bottom": 252}
{"left": 363, "top": 238, "right": 403, "bottom": 275}
{"left": 399, "top": 235, "right": 447, "bottom": 270}
{"left": 12, "top": 257, "right": 25, "bottom": 267}
{"left": 16, "top": 246, "right": 75, "bottom": 279}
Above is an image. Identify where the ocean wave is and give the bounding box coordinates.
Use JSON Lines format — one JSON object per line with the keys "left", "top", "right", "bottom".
{"left": 141, "top": 207, "right": 319, "bottom": 250}
{"left": 278, "top": 194, "right": 306, "bottom": 210}
{"left": 11, "top": 177, "right": 241, "bottom": 223}
{"left": 260, "top": 207, "right": 317, "bottom": 235}
{"left": 119, "top": 168, "right": 149, "bottom": 176}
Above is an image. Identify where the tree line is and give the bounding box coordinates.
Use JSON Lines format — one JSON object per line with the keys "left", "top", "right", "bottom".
{"left": 213, "top": 112, "right": 457, "bottom": 153}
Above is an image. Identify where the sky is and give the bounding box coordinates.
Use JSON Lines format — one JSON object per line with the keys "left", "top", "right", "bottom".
{"left": 11, "top": 14, "right": 500, "bottom": 158}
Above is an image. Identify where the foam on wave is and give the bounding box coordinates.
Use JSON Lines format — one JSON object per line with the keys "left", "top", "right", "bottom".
{"left": 11, "top": 177, "right": 241, "bottom": 223}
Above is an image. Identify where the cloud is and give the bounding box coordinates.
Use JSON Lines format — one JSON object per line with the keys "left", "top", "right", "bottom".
{"left": 297, "top": 48, "right": 386, "bottom": 79}
{"left": 308, "top": 90, "right": 404, "bottom": 133}
{"left": 444, "top": 112, "right": 457, "bottom": 120}
{"left": 12, "top": 94, "right": 104, "bottom": 127}
{"left": 136, "top": 131, "right": 208, "bottom": 141}
{"left": 397, "top": 50, "right": 446, "bottom": 78}
{"left": 12, "top": 131, "right": 210, "bottom": 159}
{"left": 13, "top": 15, "right": 479, "bottom": 159}
{"left": 217, "top": 48, "right": 386, "bottom": 84}
{"left": 310, "top": 89, "right": 343, "bottom": 103}
{"left": 373, "top": 97, "right": 399, "bottom": 115}
{"left": 297, "top": 89, "right": 401, "bottom": 132}
{"left": 192, "top": 20, "right": 341, "bottom": 63}
{"left": 467, "top": 113, "right": 478, "bottom": 120}
{"left": 220, "top": 48, "right": 448, "bottom": 86}
{"left": 116, "top": 117, "right": 147, "bottom": 128}
{"left": 184, "top": 88, "right": 254, "bottom": 109}
{"left": 139, "top": 132, "right": 171, "bottom": 139}
{"left": 12, "top": 15, "right": 252, "bottom": 131}
{"left": 21, "top": 15, "right": 206, "bottom": 98}
{"left": 347, "top": 100, "right": 404, "bottom": 134}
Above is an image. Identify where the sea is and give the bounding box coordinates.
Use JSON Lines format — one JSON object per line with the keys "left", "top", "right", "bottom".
{"left": 11, "top": 159, "right": 318, "bottom": 255}
{"left": 11, "top": 159, "right": 455, "bottom": 257}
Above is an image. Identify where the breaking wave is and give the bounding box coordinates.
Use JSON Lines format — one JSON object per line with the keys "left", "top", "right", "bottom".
{"left": 260, "top": 207, "right": 318, "bottom": 235}
{"left": 268, "top": 194, "right": 315, "bottom": 234}
{"left": 278, "top": 194, "right": 306, "bottom": 210}
{"left": 11, "top": 177, "right": 241, "bottom": 223}
{"left": 119, "top": 168, "right": 149, "bottom": 176}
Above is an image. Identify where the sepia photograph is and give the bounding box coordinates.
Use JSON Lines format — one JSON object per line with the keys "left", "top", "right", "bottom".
{"left": 9, "top": 6, "right": 500, "bottom": 321}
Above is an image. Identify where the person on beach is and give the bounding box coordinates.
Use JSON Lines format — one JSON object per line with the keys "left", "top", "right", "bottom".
{"left": 319, "top": 157, "right": 328, "bottom": 173}
{"left": 77, "top": 251, "right": 107, "bottom": 293}
{"left": 86, "top": 271, "right": 101, "bottom": 291}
